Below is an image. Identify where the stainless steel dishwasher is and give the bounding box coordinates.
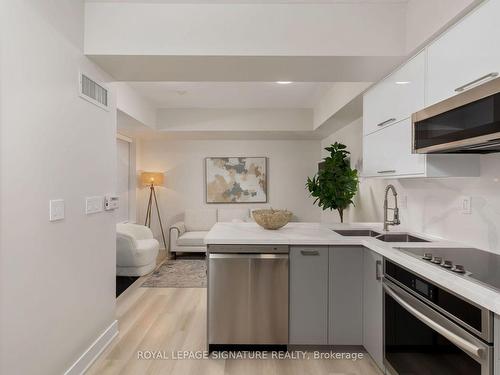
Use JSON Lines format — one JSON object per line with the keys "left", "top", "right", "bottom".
{"left": 207, "top": 244, "right": 289, "bottom": 349}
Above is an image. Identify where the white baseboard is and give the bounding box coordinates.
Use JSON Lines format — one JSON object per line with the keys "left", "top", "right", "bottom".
{"left": 64, "top": 320, "right": 118, "bottom": 375}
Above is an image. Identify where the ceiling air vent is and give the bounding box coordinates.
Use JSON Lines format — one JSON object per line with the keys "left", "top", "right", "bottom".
{"left": 79, "top": 72, "right": 109, "bottom": 110}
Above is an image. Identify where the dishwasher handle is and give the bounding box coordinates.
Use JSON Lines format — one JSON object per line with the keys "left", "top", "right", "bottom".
{"left": 209, "top": 253, "right": 288, "bottom": 259}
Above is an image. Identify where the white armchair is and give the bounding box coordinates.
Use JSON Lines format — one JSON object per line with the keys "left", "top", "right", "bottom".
{"left": 116, "top": 223, "right": 160, "bottom": 276}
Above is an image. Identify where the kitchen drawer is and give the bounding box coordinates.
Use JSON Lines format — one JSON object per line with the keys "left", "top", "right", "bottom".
{"left": 363, "top": 51, "right": 425, "bottom": 135}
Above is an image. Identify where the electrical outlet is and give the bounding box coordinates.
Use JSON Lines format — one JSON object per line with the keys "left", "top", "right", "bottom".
{"left": 86, "top": 196, "right": 104, "bottom": 214}
{"left": 460, "top": 196, "right": 472, "bottom": 215}
{"left": 49, "top": 199, "right": 65, "bottom": 221}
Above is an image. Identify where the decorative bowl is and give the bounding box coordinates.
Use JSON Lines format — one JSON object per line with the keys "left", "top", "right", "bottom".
{"left": 252, "top": 209, "right": 293, "bottom": 230}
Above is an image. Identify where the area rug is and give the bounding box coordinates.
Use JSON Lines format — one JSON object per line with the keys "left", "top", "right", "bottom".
{"left": 141, "top": 258, "right": 207, "bottom": 288}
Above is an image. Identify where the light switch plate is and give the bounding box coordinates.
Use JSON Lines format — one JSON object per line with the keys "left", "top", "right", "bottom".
{"left": 86, "top": 196, "right": 104, "bottom": 214}
{"left": 49, "top": 199, "right": 65, "bottom": 221}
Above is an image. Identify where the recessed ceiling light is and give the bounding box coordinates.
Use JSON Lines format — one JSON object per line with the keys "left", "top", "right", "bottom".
{"left": 276, "top": 81, "right": 292, "bottom": 85}
{"left": 395, "top": 81, "right": 411, "bottom": 85}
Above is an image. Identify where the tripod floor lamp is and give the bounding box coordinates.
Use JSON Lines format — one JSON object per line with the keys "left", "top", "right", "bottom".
{"left": 141, "top": 172, "right": 167, "bottom": 250}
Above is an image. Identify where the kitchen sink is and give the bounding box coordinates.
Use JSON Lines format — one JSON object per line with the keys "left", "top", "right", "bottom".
{"left": 375, "top": 233, "right": 429, "bottom": 243}
{"left": 334, "top": 229, "right": 381, "bottom": 237}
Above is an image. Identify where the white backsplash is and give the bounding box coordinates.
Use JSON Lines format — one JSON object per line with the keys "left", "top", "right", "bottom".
{"left": 321, "top": 118, "right": 500, "bottom": 255}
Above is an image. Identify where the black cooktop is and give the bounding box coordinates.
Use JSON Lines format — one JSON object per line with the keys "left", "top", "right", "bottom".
{"left": 398, "top": 247, "right": 500, "bottom": 291}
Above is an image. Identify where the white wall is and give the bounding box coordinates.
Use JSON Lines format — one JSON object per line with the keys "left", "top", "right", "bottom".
{"left": 117, "top": 138, "right": 131, "bottom": 223}
{"left": 313, "top": 82, "right": 371, "bottom": 130}
{"left": 322, "top": 118, "right": 500, "bottom": 255}
{"left": 0, "top": 1, "right": 117, "bottom": 374}
{"left": 405, "top": 0, "right": 480, "bottom": 53}
{"left": 137, "top": 139, "right": 322, "bottom": 244}
{"left": 321, "top": 118, "right": 386, "bottom": 224}
{"left": 157, "top": 108, "right": 312, "bottom": 132}
{"left": 112, "top": 82, "right": 157, "bottom": 129}
{"left": 85, "top": 2, "right": 406, "bottom": 56}
{"left": 86, "top": 0, "right": 485, "bottom": 57}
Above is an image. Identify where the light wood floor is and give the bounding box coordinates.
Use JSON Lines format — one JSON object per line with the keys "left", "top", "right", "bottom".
{"left": 86, "top": 265, "right": 383, "bottom": 375}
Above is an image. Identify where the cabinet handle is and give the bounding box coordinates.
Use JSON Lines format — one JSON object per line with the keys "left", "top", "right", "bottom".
{"left": 377, "top": 170, "right": 396, "bottom": 174}
{"left": 301, "top": 250, "right": 319, "bottom": 256}
{"left": 375, "top": 260, "right": 382, "bottom": 281}
{"left": 455, "top": 72, "right": 499, "bottom": 92}
{"left": 377, "top": 118, "right": 397, "bottom": 127}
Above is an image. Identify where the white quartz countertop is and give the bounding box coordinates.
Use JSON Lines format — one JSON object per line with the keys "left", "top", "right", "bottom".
{"left": 205, "top": 222, "right": 500, "bottom": 315}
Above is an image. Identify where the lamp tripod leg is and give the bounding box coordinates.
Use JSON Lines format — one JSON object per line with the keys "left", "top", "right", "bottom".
{"left": 145, "top": 186, "right": 153, "bottom": 227}
{"left": 152, "top": 186, "right": 168, "bottom": 251}
{"left": 148, "top": 193, "right": 153, "bottom": 227}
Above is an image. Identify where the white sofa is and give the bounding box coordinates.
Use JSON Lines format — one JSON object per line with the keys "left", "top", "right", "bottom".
{"left": 116, "top": 223, "right": 160, "bottom": 276}
{"left": 169, "top": 208, "right": 251, "bottom": 257}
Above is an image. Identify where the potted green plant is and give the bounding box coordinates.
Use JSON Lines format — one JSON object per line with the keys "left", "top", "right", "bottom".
{"left": 306, "top": 142, "right": 359, "bottom": 223}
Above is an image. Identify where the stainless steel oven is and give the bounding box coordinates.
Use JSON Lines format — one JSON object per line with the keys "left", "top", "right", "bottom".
{"left": 383, "top": 260, "right": 494, "bottom": 375}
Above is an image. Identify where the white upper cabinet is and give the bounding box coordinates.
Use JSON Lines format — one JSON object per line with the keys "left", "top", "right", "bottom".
{"left": 363, "top": 118, "right": 426, "bottom": 178}
{"left": 361, "top": 1, "right": 497, "bottom": 179}
{"left": 363, "top": 51, "right": 426, "bottom": 136}
{"left": 426, "top": 0, "right": 500, "bottom": 106}
{"left": 363, "top": 118, "right": 480, "bottom": 179}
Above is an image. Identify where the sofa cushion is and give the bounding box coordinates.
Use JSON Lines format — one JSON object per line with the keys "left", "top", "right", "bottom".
{"left": 177, "top": 231, "right": 209, "bottom": 247}
{"left": 217, "top": 208, "right": 250, "bottom": 222}
{"left": 184, "top": 209, "right": 217, "bottom": 231}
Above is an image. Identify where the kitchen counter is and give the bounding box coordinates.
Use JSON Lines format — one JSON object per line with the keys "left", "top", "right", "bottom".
{"left": 205, "top": 222, "right": 500, "bottom": 315}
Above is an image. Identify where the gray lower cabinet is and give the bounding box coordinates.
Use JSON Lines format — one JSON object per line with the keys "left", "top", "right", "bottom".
{"left": 329, "top": 246, "right": 363, "bottom": 345}
{"left": 495, "top": 314, "right": 500, "bottom": 375}
{"left": 290, "top": 244, "right": 384, "bottom": 358}
{"left": 363, "top": 248, "right": 385, "bottom": 371}
{"left": 289, "top": 246, "right": 329, "bottom": 345}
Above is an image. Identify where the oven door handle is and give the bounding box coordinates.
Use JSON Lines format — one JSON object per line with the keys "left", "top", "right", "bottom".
{"left": 383, "top": 283, "right": 484, "bottom": 360}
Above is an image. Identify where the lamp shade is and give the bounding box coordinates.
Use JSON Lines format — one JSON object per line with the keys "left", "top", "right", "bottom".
{"left": 141, "top": 172, "right": 164, "bottom": 186}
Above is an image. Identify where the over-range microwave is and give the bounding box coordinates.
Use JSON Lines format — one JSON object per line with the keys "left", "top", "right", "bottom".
{"left": 412, "top": 75, "right": 500, "bottom": 154}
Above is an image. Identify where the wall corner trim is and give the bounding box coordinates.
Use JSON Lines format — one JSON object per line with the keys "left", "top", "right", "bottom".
{"left": 64, "top": 320, "right": 119, "bottom": 375}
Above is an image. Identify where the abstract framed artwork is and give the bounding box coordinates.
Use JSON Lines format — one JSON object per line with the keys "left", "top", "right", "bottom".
{"left": 205, "top": 157, "right": 267, "bottom": 203}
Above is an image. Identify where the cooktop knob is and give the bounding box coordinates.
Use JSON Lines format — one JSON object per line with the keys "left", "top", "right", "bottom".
{"left": 451, "top": 264, "right": 466, "bottom": 274}
{"left": 423, "top": 253, "right": 433, "bottom": 260}
{"left": 431, "top": 256, "right": 443, "bottom": 264}
{"left": 441, "top": 260, "right": 453, "bottom": 268}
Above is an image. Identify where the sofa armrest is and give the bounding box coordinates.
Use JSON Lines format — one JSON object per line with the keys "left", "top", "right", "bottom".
{"left": 169, "top": 221, "right": 186, "bottom": 236}
{"left": 169, "top": 221, "right": 186, "bottom": 252}
{"left": 117, "top": 223, "right": 154, "bottom": 240}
